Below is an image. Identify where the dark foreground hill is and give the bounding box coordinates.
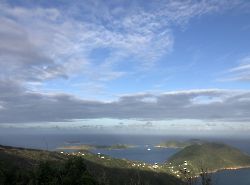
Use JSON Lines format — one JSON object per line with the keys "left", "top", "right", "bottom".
{"left": 0, "top": 145, "right": 183, "bottom": 185}
{"left": 167, "top": 142, "right": 250, "bottom": 174}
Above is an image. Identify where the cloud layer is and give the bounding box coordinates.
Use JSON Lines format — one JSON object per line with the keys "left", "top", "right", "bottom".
{"left": 1, "top": 81, "right": 250, "bottom": 123}
{"left": 0, "top": 0, "right": 244, "bottom": 84}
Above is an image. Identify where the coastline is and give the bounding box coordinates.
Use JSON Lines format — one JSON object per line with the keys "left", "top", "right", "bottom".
{"left": 209, "top": 165, "right": 250, "bottom": 174}
{"left": 189, "top": 166, "right": 250, "bottom": 179}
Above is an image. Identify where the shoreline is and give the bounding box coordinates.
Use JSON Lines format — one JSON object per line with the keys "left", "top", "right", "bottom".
{"left": 209, "top": 165, "right": 250, "bottom": 174}
{"left": 189, "top": 166, "right": 250, "bottom": 179}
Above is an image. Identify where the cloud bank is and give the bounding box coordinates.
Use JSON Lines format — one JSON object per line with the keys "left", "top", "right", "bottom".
{"left": 1, "top": 81, "right": 250, "bottom": 123}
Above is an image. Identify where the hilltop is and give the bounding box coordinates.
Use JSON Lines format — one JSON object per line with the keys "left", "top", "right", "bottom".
{"left": 167, "top": 142, "right": 250, "bottom": 174}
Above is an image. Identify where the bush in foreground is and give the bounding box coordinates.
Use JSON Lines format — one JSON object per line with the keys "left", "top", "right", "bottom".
{"left": 0, "top": 157, "right": 97, "bottom": 185}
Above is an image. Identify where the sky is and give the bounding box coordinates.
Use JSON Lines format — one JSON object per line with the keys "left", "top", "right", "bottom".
{"left": 1, "top": 0, "right": 250, "bottom": 135}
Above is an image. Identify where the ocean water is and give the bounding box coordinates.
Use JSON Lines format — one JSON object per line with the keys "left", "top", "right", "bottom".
{"left": 0, "top": 133, "right": 181, "bottom": 163}
{"left": 92, "top": 146, "right": 180, "bottom": 163}
{"left": 213, "top": 168, "right": 250, "bottom": 185}
{"left": 0, "top": 133, "right": 189, "bottom": 150}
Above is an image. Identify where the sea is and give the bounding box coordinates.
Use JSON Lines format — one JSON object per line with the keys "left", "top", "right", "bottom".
{"left": 0, "top": 133, "right": 250, "bottom": 185}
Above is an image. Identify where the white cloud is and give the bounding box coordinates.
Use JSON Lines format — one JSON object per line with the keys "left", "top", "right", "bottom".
{"left": 0, "top": 0, "right": 243, "bottom": 86}
{"left": 0, "top": 82, "right": 250, "bottom": 123}
{"left": 0, "top": 0, "right": 249, "bottom": 124}
{"left": 222, "top": 56, "right": 250, "bottom": 81}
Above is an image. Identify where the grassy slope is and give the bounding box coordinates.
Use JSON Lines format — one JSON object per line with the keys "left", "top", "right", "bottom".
{"left": 0, "top": 145, "right": 183, "bottom": 185}
{"left": 167, "top": 142, "right": 250, "bottom": 174}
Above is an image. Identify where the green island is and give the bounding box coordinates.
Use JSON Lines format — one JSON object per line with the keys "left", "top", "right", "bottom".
{"left": 155, "top": 139, "right": 204, "bottom": 148}
{"left": 1, "top": 142, "right": 250, "bottom": 184}
{"left": 57, "top": 144, "right": 136, "bottom": 151}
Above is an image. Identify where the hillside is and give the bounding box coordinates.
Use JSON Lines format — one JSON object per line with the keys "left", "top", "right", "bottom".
{"left": 0, "top": 145, "right": 183, "bottom": 185}
{"left": 167, "top": 142, "right": 250, "bottom": 174}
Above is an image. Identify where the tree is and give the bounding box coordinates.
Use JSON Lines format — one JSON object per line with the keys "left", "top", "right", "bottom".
{"left": 200, "top": 168, "right": 212, "bottom": 185}
{"left": 34, "top": 156, "right": 98, "bottom": 185}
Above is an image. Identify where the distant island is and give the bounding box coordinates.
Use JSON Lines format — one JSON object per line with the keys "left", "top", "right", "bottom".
{"left": 167, "top": 142, "right": 250, "bottom": 174}
{"left": 64, "top": 140, "right": 81, "bottom": 144}
{"left": 57, "top": 144, "right": 136, "bottom": 151}
{"left": 155, "top": 139, "right": 204, "bottom": 148}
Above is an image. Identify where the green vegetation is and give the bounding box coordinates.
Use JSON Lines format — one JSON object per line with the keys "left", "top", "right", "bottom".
{"left": 155, "top": 139, "right": 204, "bottom": 148}
{"left": 0, "top": 145, "right": 183, "bottom": 185}
{"left": 167, "top": 142, "right": 250, "bottom": 174}
{"left": 1, "top": 142, "right": 249, "bottom": 184}
{"left": 0, "top": 154, "right": 97, "bottom": 185}
{"left": 105, "top": 144, "right": 136, "bottom": 150}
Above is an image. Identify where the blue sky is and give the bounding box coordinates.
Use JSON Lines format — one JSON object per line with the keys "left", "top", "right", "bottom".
{"left": 1, "top": 0, "right": 250, "bottom": 134}
{"left": 37, "top": 0, "right": 250, "bottom": 98}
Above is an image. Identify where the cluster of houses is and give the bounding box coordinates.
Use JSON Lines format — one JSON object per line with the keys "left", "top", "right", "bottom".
{"left": 97, "top": 152, "right": 105, "bottom": 159}
{"left": 60, "top": 151, "right": 85, "bottom": 156}
{"left": 130, "top": 162, "right": 159, "bottom": 169}
{"left": 59, "top": 150, "right": 191, "bottom": 178}
{"left": 165, "top": 161, "right": 191, "bottom": 178}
